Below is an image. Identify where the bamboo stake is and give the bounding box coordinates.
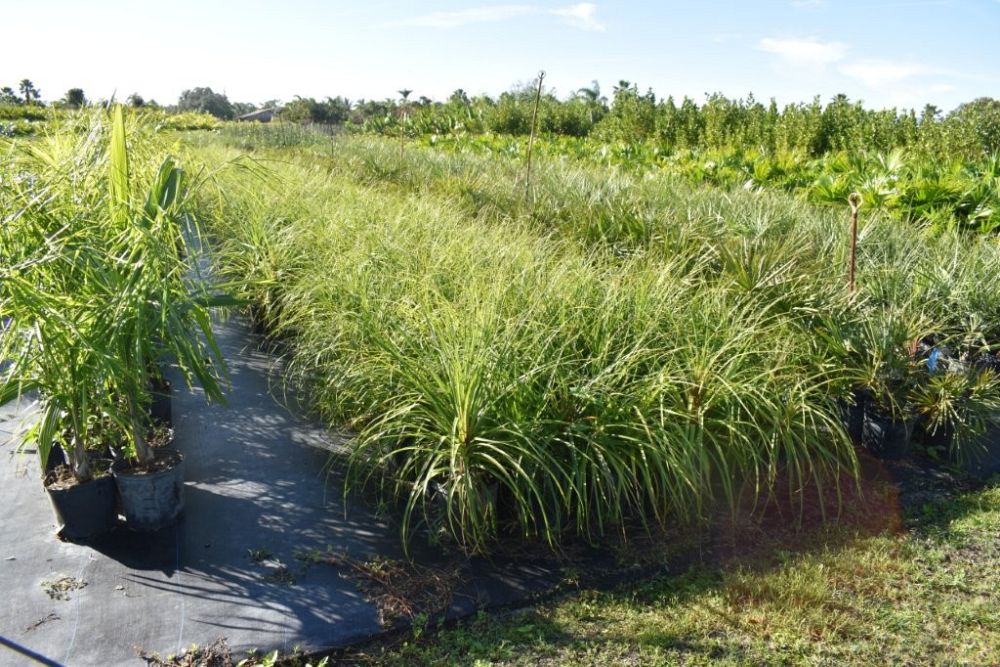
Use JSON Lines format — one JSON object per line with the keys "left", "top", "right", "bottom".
{"left": 848, "top": 192, "right": 862, "bottom": 294}
{"left": 524, "top": 70, "right": 546, "bottom": 202}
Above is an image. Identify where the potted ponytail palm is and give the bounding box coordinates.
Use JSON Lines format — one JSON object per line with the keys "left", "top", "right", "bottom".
{"left": 0, "top": 225, "right": 131, "bottom": 540}
{"left": 104, "top": 106, "right": 229, "bottom": 532}
{"left": 1, "top": 106, "right": 230, "bottom": 537}
{"left": 911, "top": 354, "right": 1000, "bottom": 476}
{"left": 848, "top": 315, "right": 923, "bottom": 460}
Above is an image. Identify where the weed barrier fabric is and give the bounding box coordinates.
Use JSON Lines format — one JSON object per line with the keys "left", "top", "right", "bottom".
{"left": 0, "top": 313, "right": 595, "bottom": 666}
{"left": 0, "top": 315, "right": 387, "bottom": 665}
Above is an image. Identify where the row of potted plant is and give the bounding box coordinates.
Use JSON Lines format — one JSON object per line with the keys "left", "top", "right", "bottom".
{"left": 0, "top": 107, "right": 230, "bottom": 539}
{"left": 821, "top": 194, "right": 1000, "bottom": 472}
{"left": 838, "top": 328, "right": 1000, "bottom": 473}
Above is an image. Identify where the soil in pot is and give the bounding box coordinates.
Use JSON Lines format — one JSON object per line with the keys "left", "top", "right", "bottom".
{"left": 44, "top": 443, "right": 68, "bottom": 475}
{"left": 862, "top": 409, "right": 915, "bottom": 460}
{"left": 45, "top": 456, "right": 117, "bottom": 540}
{"left": 112, "top": 446, "right": 184, "bottom": 532}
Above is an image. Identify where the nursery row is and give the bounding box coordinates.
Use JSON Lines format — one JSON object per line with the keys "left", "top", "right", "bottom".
{"left": 416, "top": 133, "right": 1000, "bottom": 234}
{"left": 0, "top": 109, "right": 229, "bottom": 538}
{"left": 0, "top": 104, "right": 222, "bottom": 138}
{"left": 213, "top": 126, "right": 1000, "bottom": 234}
{"left": 192, "top": 134, "right": 1000, "bottom": 553}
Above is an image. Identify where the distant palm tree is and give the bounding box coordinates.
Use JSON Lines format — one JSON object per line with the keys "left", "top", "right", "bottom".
{"left": 575, "top": 80, "right": 602, "bottom": 104}
{"left": 0, "top": 87, "right": 19, "bottom": 104}
{"left": 575, "top": 81, "right": 605, "bottom": 124}
{"left": 614, "top": 80, "right": 631, "bottom": 92}
{"left": 18, "top": 79, "right": 40, "bottom": 104}
{"left": 395, "top": 89, "right": 414, "bottom": 147}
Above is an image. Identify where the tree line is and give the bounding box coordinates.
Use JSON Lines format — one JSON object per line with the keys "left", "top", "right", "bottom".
{"left": 267, "top": 82, "right": 1000, "bottom": 159}
{"left": 4, "top": 77, "right": 999, "bottom": 158}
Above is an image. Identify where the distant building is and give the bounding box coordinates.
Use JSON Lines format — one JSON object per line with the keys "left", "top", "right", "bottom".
{"left": 237, "top": 108, "right": 278, "bottom": 123}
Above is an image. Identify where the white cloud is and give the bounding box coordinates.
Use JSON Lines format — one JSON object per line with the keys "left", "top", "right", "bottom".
{"left": 838, "top": 60, "right": 932, "bottom": 87}
{"left": 834, "top": 59, "right": 961, "bottom": 107}
{"left": 397, "top": 3, "right": 604, "bottom": 31}
{"left": 758, "top": 37, "right": 849, "bottom": 67}
{"left": 551, "top": 3, "right": 605, "bottom": 31}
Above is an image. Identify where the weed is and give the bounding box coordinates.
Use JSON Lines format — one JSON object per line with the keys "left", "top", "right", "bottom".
{"left": 40, "top": 576, "right": 86, "bottom": 601}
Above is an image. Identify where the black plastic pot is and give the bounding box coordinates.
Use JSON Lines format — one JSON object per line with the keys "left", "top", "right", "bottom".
{"left": 247, "top": 305, "right": 270, "bottom": 336}
{"left": 974, "top": 352, "right": 1000, "bottom": 375}
{"left": 46, "top": 467, "right": 117, "bottom": 540}
{"left": 149, "top": 380, "right": 172, "bottom": 427}
{"left": 955, "top": 423, "right": 1000, "bottom": 480}
{"left": 862, "top": 410, "right": 914, "bottom": 460}
{"left": 919, "top": 418, "right": 953, "bottom": 453}
{"left": 112, "top": 449, "right": 184, "bottom": 531}
{"left": 838, "top": 390, "right": 870, "bottom": 446}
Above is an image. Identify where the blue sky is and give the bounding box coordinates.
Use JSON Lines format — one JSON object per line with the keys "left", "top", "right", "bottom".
{"left": 3, "top": 0, "right": 998, "bottom": 110}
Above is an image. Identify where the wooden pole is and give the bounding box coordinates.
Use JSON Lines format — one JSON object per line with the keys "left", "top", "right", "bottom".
{"left": 848, "top": 192, "right": 862, "bottom": 294}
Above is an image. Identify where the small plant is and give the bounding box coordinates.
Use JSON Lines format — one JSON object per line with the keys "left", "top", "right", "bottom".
{"left": 40, "top": 575, "right": 87, "bottom": 601}
{"left": 262, "top": 564, "right": 298, "bottom": 586}
{"left": 293, "top": 545, "right": 337, "bottom": 564}
{"left": 247, "top": 547, "right": 273, "bottom": 563}
{"left": 910, "top": 360, "right": 1000, "bottom": 465}
{"left": 411, "top": 611, "right": 430, "bottom": 640}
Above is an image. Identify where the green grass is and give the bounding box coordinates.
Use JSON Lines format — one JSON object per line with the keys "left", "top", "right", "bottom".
{"left": 357, "top": 481, "right": 1000, "bottom": 665}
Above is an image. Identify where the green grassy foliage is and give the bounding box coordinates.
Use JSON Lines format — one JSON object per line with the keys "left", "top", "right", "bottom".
{"left": 159, "top": 111, "right": 223, "bottom": 131}
{"left": 362, "top": 90, "right": 1000, "bottom": 159}
{"left": 194, "top": 133, "right": 1000, "bottom": 554}
{"left": 0, "top": 104, "right": 51, "bottom": 121}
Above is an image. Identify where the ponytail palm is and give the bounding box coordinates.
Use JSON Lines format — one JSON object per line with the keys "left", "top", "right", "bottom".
{"left": 0, "top": 106, "right": 230, "bottom": 478}
{"left": 0, "top": 264, "right": 129, "bottom": 481}
{"left": 105, "top": 106, "right": 229, "bottom": 464}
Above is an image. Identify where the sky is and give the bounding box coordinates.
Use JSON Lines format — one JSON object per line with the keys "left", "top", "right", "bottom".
{"left": 2, "top": 0, "right": 998, "bottom": 111}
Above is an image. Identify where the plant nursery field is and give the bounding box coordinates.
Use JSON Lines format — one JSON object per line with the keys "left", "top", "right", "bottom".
{"left": 190, "top": 126, "right": 1000, "bottom": 552}
{"left": 189, "top": 125, "right": 1000, "bottom": 664}
{"left": 4, "top": 111, "right": 1000, "bottom": 665}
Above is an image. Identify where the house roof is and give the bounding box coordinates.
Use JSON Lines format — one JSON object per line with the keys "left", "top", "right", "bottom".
{"left": 238, "top": 107, "right": 278, "bottom": 120}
